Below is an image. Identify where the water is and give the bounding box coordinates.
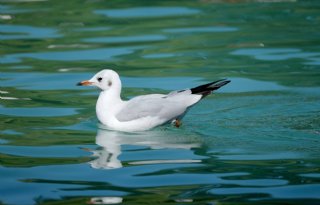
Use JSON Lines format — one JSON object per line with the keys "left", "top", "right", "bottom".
{"left": 1, "top": 0, "right": 320, "bottom": 204}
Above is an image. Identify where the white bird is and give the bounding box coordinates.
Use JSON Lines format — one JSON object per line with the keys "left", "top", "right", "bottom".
{"left": 77, "top": 69, "right": 230, "bottom": 132}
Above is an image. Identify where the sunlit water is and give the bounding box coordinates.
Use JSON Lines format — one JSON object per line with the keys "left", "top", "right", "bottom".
{"left": 1, "top": 1, "right": 320, "bottom": 205}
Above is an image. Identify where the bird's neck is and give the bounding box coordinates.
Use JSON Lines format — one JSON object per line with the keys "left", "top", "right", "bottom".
{"left": 96, "top": 88, "right": 123, "bottom": 124}
{"left": 97, "top": 89, "right": 122, "bottom": 110}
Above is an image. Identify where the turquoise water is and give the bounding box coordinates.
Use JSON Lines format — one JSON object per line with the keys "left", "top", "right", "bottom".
{"left": 1, "top": 0, "right": 320, "bottom": 204}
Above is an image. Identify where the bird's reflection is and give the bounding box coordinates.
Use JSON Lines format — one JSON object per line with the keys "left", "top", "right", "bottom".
{"left": 89, "top": 126, "right": 202, "bottom": 169}
{"left": 89, "top": 196, "right": 123, "bottom": 204}
{"left": 90, "top": 129, "right": 123, "bottom": 169}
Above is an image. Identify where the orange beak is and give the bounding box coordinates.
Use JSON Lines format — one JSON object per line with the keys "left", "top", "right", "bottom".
{"left": 77, "top": 80, "right": 93, "bottom": 86}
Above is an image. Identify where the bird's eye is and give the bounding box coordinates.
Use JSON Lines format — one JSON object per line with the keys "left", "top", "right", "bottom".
{"left": 97, "top": 77, "right": 102, "bottom": 82}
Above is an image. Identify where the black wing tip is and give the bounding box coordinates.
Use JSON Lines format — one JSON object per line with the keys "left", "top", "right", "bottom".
{"left": 210, "top": 79, "right": 231, "bottom": 86}
{"left": 191, "top": 79, "right": 231, "bottom": 94}
{"left": 219, "top": 79, "right": 231, "bottom": 85}
{"left": 217, "top": 79, "right": 231, "bottom": 83}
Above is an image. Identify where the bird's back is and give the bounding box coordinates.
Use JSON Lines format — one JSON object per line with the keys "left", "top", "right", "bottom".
{"left": 116, "top": 91, "right": 201, "bottom": 122}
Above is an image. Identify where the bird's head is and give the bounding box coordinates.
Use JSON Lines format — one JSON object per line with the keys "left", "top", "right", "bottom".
{"left": 77, "top": 69, "right": 121, "bottom": 91}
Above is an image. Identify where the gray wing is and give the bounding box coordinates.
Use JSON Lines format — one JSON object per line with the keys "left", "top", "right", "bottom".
{"left": 116, "top": 91, "right": 201, "bottom": 122}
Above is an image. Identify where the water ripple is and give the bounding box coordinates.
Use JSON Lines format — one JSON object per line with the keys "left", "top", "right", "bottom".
{"left": 95, "top": 7, "right": 200, "bottom": 18}
{"left": 0, "top": 46, "right": 145, "bottom": 63}
{"left": 209, "top": 184, "right": 320, "bottom": 199}
{"left": 83, "top": 34, "right": 167, "bottom": 44}
{"left": 0, "top": 105, "right": 79, "bottom": 117}
{"left": 164, "top": 26, "right": 238, "bottom": 33}
{"left": 0, "top": 24, "right": 61, "bottom": 40}
{"left": 231, "top": 48, "right": 320, "bottom": 65}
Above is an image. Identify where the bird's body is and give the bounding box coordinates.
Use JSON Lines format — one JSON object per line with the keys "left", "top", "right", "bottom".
{"left": 78, "top": 69, "right": 230, "bottom": 132}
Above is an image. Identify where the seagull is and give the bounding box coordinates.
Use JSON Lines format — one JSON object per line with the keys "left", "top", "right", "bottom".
{"left": 77, "top": 69, "right": 230, "bottom": 132}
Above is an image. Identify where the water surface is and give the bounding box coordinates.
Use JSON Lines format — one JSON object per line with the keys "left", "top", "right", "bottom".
{"left": 0, "top": 1, "right": 320, "bottom": 205}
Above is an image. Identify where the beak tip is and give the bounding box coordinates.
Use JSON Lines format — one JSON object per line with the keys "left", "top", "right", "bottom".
{"left": 77, "top": 80, "right": 92, "bottom": 86}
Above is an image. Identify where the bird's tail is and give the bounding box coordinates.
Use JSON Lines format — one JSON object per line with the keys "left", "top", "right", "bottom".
{"left": 191, "top": 79, "right": 230, "bottom": 98}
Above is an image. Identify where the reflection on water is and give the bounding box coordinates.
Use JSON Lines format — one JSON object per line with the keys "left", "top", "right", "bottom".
{"left": 89, "top": 196, "right": 123, "bottom": 205}
{"left": 90, "top": 129, "right": 122, "bottom": 169}
{"left": 89, "top": 128, "right": 202, "bottom": 169}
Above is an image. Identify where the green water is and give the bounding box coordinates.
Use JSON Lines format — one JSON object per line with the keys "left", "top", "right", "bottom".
{"left": 1, "top": 0, "right": 320, "bottom": 204}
